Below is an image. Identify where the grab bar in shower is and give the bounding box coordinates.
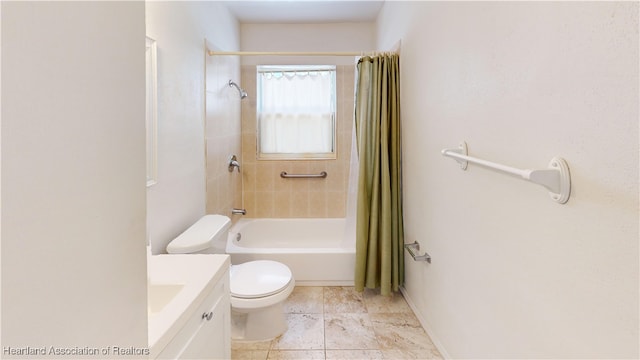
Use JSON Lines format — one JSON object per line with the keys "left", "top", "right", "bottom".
{"left": 441, "top": 141, "right": 571, "bottom": 204}
{"left": 280, "top": 171, "right": 328, "bottom": 179}
{"left": 404, "top": 241, "right": 431, "bottom": 263}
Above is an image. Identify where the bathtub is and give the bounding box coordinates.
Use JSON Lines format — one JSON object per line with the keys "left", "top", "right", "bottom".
{"left": 226, "top": 218, "right": 355, "bottom": 286}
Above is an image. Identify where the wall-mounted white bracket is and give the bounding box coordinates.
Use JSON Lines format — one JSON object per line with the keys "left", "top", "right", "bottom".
{"left": 441, "top": 141, "right": 571, "bottom": 204}
{"left": 446, "top": 142, "right": 468, "bottom": 170}
{"left": 545, "top": 157, "right": 571, "bottom": 204}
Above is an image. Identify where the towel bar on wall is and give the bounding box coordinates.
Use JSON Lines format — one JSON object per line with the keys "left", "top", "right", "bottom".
{"left": 441, "top": 141, "right": 571, "bottom": 204}
{"left": 280, "top": 171, "right": 328, "bottom": 179}
{"left": 404, "top": 241, "right": 431, "bottom": 263}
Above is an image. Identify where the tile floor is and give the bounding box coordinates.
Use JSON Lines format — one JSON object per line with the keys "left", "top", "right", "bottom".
{"left": 232, "top": 286, "right": 443, "bottom": 360}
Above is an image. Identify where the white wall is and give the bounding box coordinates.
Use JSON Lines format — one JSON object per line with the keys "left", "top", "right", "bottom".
{"left": 2, "top": 1, "right": 147, "bottom": 352}
{"left": 240, "top": 22, "right": 375, "bottom": 65}
{"left": 145, "top": 2, "right": 240, "bottom": 253}
{"left": 0, "top": 2, "right": 3, "bottom": 352}
{"left": 377, "top": 2, "right": 639, "bottom": 358}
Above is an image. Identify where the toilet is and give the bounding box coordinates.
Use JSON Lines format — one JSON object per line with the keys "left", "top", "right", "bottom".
{"left": 166, "top": 214, "right": 295, "bottom": 341}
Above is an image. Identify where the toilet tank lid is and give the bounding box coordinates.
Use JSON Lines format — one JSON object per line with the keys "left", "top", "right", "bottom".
{"left": 166, "top": 215, "right": 231, "bottom": 254}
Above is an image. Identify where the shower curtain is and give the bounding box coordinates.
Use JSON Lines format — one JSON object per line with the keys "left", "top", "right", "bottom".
{"left": 354, "top": 53, "right": 404, "bottom": 296}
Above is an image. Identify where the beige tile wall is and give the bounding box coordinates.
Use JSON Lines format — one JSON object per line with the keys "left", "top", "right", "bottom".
{"left": 205, "top": 55, "right": 243, "bottom": 217}
{"left": 240, "top": 65, "right": 355, "bottom": 218}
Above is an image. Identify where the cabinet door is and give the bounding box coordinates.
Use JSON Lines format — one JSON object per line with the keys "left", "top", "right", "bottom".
{"left": 178, "top": 295, "right": 230, "bottom": 359}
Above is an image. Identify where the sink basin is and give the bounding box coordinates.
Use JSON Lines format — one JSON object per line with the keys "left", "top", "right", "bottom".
{"left": 148, "top": 283, "right": 184, "bottom": 315}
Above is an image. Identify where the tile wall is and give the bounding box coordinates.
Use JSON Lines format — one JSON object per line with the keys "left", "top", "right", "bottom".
{"left": 240, "top": 65, "right": 355, "bottom": 218}
{"left": 205, "top": 54, "right": 243, "bottom": 217}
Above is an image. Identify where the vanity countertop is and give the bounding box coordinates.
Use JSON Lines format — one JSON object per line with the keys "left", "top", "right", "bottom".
{"left": 147, "top": 254, "right": 230, "bottom": 355}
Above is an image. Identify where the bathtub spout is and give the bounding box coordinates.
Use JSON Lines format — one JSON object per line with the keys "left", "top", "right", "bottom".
{"left": 232, "top": 208, "right": 247, "bottom": 215}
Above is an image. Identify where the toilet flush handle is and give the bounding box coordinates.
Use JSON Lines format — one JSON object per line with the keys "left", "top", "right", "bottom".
{"left": 202, "top": 312, "right": 213, "bottom": 321}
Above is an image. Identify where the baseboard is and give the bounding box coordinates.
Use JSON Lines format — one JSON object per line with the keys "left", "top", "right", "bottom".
{"left": 400, "top": 286, "right": 451, "bottom": 359}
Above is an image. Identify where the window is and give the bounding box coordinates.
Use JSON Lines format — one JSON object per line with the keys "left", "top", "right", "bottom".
{"left": 257, "top": 65, "right": 337, "bottom": 160}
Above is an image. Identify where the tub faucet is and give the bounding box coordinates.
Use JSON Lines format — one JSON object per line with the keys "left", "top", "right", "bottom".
{"left": 232, "top": 208, "right": 247, "bottom": 215}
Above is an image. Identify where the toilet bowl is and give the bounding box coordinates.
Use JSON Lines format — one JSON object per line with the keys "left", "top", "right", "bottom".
{"left": 166, "top": 215, "right": 295, "bottom": 341}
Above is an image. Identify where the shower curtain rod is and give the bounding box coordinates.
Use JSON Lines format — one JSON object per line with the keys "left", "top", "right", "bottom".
{"left": 207, "top": 50, "right": 378, "bottom": 57}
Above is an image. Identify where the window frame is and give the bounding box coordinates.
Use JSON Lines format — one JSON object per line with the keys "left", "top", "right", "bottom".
{"left": 256, "top": 65, "right": 337, "bottom": 161}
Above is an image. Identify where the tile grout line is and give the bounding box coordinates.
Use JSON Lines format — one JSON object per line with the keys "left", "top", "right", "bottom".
{"left": 232, "top": 286, "right": 442, "bottom": 359}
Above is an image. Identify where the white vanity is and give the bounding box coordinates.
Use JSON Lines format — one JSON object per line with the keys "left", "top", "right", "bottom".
{"left": 147, "top": 254, "right": 230, "bottom": 359}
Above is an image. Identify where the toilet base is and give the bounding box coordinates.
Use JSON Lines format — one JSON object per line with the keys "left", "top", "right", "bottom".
{"left": 231, "top": 303, "right": 288, "bottom": 341}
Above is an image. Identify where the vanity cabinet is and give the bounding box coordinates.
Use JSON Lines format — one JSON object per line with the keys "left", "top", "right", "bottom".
{"left": 156, "top": 268, "right": 230, "bottom": 359}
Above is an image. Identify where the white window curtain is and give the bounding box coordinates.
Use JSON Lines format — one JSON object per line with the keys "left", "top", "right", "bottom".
{"left": 258, "top": 67, "right": 336, "bottom": 155}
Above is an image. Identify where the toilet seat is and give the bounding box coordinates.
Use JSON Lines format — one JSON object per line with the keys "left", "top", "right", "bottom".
{"left": 230, "top": 260, "right": 293, "bottom": 299}
{"left": 231, "top": 276, "right": 295, "bottom": 311}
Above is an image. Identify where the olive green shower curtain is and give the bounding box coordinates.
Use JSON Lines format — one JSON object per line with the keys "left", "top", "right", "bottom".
{"left": 354, "top": 53, "right": 404, "bottom": 296}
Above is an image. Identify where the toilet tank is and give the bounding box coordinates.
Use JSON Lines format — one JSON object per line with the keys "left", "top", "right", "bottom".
{"left": 166, "top": 215, "right": 232, "bottom": 254}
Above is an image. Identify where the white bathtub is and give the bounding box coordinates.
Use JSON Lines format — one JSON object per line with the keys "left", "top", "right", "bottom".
{"left": 226, "top": 218, "right": 355, "bottom": 286}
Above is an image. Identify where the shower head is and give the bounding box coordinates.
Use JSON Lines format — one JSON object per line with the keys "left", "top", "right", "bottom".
{"left": 229, "top": 80, "right": 248, "bottom": 99}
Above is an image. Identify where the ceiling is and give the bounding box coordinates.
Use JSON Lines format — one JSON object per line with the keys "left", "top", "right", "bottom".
{"left": 222, "top": 1, "right": 385, "bottom": 23}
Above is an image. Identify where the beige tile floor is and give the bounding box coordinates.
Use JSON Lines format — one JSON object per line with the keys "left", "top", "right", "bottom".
{"left": 232, "top": 287, "right": 443, "bottom": 360}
